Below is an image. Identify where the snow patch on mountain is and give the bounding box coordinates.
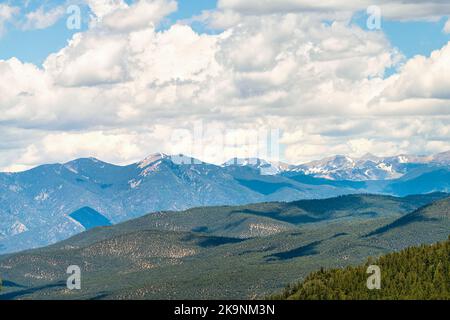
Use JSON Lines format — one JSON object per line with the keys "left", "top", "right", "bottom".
{"left": 34, "top": 191, "right": 50, "bottom": 202}
{"left": 10, "top": 221, "right": 28, "bottom": 235}
{"left": 140, "top": 160, "right": 163, "bottom": 177}
{"left": 129, "top": 179, "right": 142, "bottom": 189}
{"left": 64, "top": 164, "right": 79, "bottom": 174}
{"left": 291, "top": 154, "right": 419, "bottom": 181}
{"left": 138, "top": 153, "right": 168, "bottom": 169}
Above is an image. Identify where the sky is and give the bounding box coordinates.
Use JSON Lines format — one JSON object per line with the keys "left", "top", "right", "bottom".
{"left": 0, "top": 0, "right": 450, "bottom": 171}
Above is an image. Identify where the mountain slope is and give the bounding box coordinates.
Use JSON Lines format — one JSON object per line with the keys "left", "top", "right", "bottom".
{"left": 385, "top": 167, "right": 450, "bottom": 196}
{"left": 365, "top": 197, "right": 450, "bottom": 249}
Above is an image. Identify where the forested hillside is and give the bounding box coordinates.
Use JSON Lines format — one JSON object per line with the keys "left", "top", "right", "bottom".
{"left": 1, "top": 194, "right": 448, "bottom": 300}
{"left": 272, "top": 237, "right": 450, "bottom": 300}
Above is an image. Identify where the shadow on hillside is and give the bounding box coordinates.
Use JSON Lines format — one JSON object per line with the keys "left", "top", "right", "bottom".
{"left": 232, "top": 209, "right": 322, "bottom": 224}
{"left": 1, "top": 280, "right": 27, "bottom": 289}
{"left": 365, "top": 214, "right": 438, "bottom": 237}
{"left": 0, "top": 280, "right": 66, "bottom": 300}
{"left": 265, "top": 240, "right": 322, "bottom": 261}
{"left": 264, "top": 233, "right": 348, "bottom": 261}
{"left": 181, "top": 234, "right": 245, "bottom": 248}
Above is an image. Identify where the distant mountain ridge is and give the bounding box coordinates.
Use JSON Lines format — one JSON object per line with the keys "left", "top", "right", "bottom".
{"left": 287, "top": 151, "right": 450, "bottom": 181}
{"left": 223, "top": 151, "right": 450, "bottom": 180}
{"left": 0, "top": 151, "right": 449, "bottom": 254}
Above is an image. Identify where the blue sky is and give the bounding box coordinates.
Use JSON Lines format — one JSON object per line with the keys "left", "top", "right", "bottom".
{"left": 1, "top": 0, "right": 449, "bottom": 65}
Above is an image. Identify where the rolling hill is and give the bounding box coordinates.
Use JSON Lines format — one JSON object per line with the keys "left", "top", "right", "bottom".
{"left": 364, "top": 196, "right": 450, "bottom": 250}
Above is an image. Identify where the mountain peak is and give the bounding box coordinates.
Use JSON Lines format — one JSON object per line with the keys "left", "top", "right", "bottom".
{"left": 137, "top": 153, "right": 206, "bottom": 178}
{"left": 62, "top": 157, "right": 110, "bottom": 174}
{"left": 64, "top": 157, "right": 103, "bottom": 165}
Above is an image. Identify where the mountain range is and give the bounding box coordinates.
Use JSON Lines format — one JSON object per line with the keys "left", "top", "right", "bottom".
{"left": 0, "top": 151, "right": 449, "bottom": 254}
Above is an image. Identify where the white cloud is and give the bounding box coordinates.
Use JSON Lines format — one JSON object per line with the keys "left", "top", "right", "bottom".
{"left": 217, "top": 0, "right": 450, "bottom": 21}
{"left": 44, "top": 32, "right": 129, "bottom": 86}
{"left": 16, "top": 131, "right": 145, "bottom": 166}
{"left": 0, "top": 4, "right": 19, "bottom": 36}
{"left": 87, "top": 0, "right": 177, "bottom": 31}
{"left": 217, "top": 0, "right": 360, "bottom": 15}
{"left": 100, "top": 0, "right": 177, "bottom": 32}
{"left": 1, "top": 1, "right": 450, "bottom": 171}
{"left": 21, "top": 6, "right": 65, "bottom": 30}
{"left": 86, "top": 0, "right": 128, "bottom": 19}
{"left": 189, "top": 9, "right": 243, "bottom": 30}
{"left": 444, "top": 18, "right": 450, "bottom": 34}
{"left": 379, "top": 42, "right": 450, "bottom": 101}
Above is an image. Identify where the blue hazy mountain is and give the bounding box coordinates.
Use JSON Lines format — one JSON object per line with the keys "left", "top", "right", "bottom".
{"left": 0, "top": 152, "right": 449, "bottom": 254}
{"left": 384, "top": 167, "right": 450, "bottom": 196}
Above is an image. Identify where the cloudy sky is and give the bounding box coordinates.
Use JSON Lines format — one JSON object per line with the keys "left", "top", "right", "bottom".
{"left": 0, "top": 0, "right": 450, "bottom": 171}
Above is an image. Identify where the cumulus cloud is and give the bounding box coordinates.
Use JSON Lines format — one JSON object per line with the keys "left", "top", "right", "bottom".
{"left": 100, "top": 0, "right": 177, "bottom": 31}
{"left": 87, "top": 0, "right": 177, "bottom": 31}
{"left": 379, "top": 43, "right": 450, "bottom": 101}
{"left": 44, "top": 32, "right": 129, "bottom": 86}
{"left": 1, "top": 0, "right": 450, "bottom": 171}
